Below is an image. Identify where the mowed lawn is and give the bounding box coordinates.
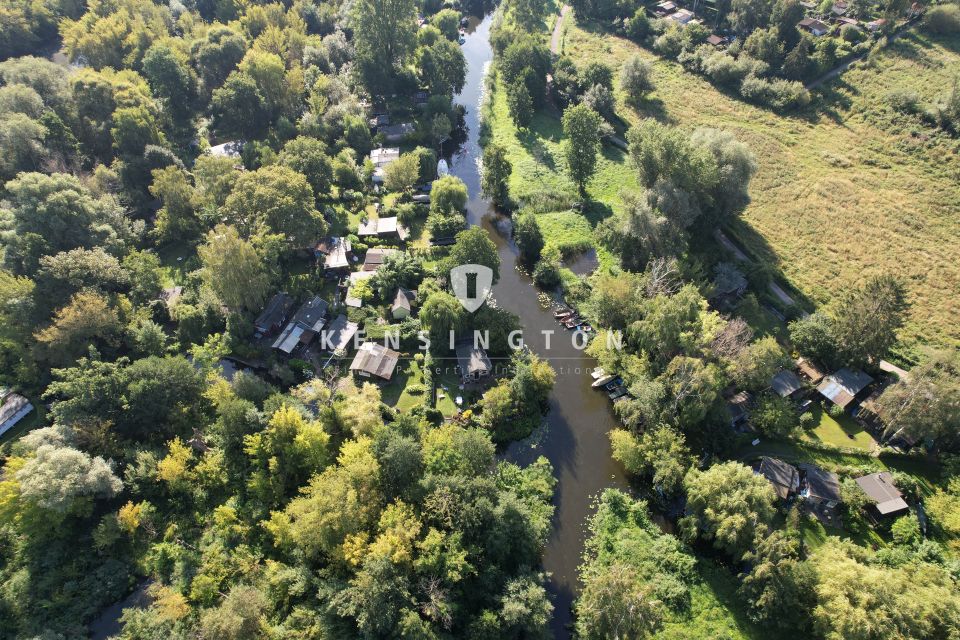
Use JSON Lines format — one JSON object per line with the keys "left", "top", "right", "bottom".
{"left": 563, "top": 20, "right": 960, "bottom": 360}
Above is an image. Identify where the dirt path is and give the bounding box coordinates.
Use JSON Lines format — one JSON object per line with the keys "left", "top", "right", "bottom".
{"left": 714, "top": 228, "right": 803, "bottom": 310}
{"left": 551, "top": 4, "right": 570, "bottom": 54}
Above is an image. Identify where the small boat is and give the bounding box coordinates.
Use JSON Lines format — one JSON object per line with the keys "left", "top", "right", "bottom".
{"left": 608, "top": 386, "right": 628, "bottom": 400}
{"left": 437, "top": 159, "right": 449, "bottom": 176}
{"left": 563, "top": 318, "right": 580, "bottom": 329}
{"left": 458, "top": 34, "right": 466, "bottom": 44}
{"left": 554, "top": 308, "right": 573, "bottom": 318}
{"left": 590, "top": 367, "right": 605, "bottom": 380}
{"left": 460, "top": 16, "right": 469, "bottom": 27}
{"left": 592, "top": 374, "right": 616, "bottom": 388}
{"left": 555, "top": 311, "right": 575, "bottom": 321}
{"left": 578, "top": 323, "right": 593, "bottom": 333}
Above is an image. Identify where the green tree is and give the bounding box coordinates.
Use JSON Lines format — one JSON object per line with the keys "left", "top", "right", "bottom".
{"left": 876, "top": 350, "right": 960, "bottom": 445}
{"left": 831, "top": 274, "right": 908, "bottom": 367}
{"left": 191, "top": 25, "right": 247, "bottom": 92}
{"left": 198, "top": 225, "right": 271, "bottom": 313}
{"left": 740, "top": 530, "right": 815, "bottom": 631}
{"left": 142, "top": 42, "right": 195, "bottom": 121}
{"left": 620, "top": 55, "right": 654, "bottom": 105}
{"left": 352, "top": 0, "right": 417, "bottom": 94}
{"left": 34, "top": 292, "right": 123, "bottom": 366}
{"left": 751, "top": 392, "right": 800, "bottom": 437}
{"left": 609, "top": 424, "right": 691, "bottom": 493}
{"left": 419, "top": 291, "right": 464, "bottom": 343}
{"left": 481, "top": 142, "right": 512, "bottom": 208}
{"left": 418, "top": 38, "right": 466, "bottom": 96}
{"left": 223, "top": 165, "right": 326, "bottom": 246}
{"left": 562, "top": 104, "right": 601, "bottom": 194}
{"left": 150, "top": 165, "right": 199, "bottom": 243}
{"left": 449, "top": 227, "right": 500, "bottom": 285}
{"left": 680, "top": 461, "right": 777, "bottom": 558}
{"left": 506, "top": 77, "right": 534, "bottom": 129}
{"left": 732, "top": 335, "right": 791, "bottom": 391}
{"left": 210, "top": 72, "right": 268, "bottom": 139}
{"left": 279, "top": 136, "right": 333, "bottom": 199}
{"left": 383, "top": 152, "right": 420, "bottom": 192}
{"left": 430, "top": 175, "right": 468, "bottom": 215}
{"left": 513, "top": 211, "right": 544, "bottom": 267}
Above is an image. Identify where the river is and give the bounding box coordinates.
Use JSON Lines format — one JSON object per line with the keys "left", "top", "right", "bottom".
{"left": 450, "top": 14, "right": 629, "bottom": 638}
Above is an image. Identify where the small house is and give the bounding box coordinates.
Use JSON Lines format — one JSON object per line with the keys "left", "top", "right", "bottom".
{"left": 380, "top": 122, "right": 416, "bottom": 143}
{"left": 799, "top": 464, "right": 842, "bottom": 508}
{"left": 831, "top": 1, "right": 848, "bottom": 15}
{"left": 370, "top": 147, "right": 401, "bottom": 183}
{"left": 362, "top": 248, "right": 400, "bottom": 272}
{"left": 836, "top": 16, "right": 860, "bottom": 27}
{"left": 316, "top": 237, "right": 353, "bottom": 272}
{"left": 666, "top": 8, "right": 695, "bottom": 24}
{"left": 727, "top": 390, "right": 752, "bottom": 428}
{"left": 255, "top": 292, "right": 295, "bottom": 336}
{"left": 817, "top": 368, "right": 874, "bottom": 410}
{"left": 757, "top": 456, "right": 800, "bottom": 500}
{"left": 350, "top": 342, "right": 400, "bottom": 381}
{"left": 706, "top": 34, "right": 728, "bottom": 46}
{"left": 865, "top": 18, "right": 887, "bottom": 31}
{"left": 855, "top": 472, "right": 909, "bottom": 516}
{"left": 319, "top": 314, "right": 359, "bottom": 354}
{"left": 798, "top": 17, "right": 830, "bottom": 35}
{"left": 652, "top": 0, "right": 677, "bottom": 16}
{"left": 0, "top": 390, "right": 34, "bottom": 438}
{"left": 272, "top": 296, "right": 329, "bottom": 355}
{"left": 771, "top": 370, "right": 803, "bottom": 398}
{"left": 391, "top": 287, "right": 417, "bottom": 320}
{"left": 455, "top": 341, "right": 493, "bottom": 382}
{"left": 358, "top": 217, "right": 409, "bottom": 242}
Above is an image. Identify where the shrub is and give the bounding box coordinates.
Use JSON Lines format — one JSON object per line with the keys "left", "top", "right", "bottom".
{"left": 886, "top": 89, "right": 921, "bottom": 114}
{"left": 620, "top": 54, "right": 654, "bottom": 104}
{"left": 626, "top": 8, "right": 652, "bottom": 41}
{"left": 702, "top": 52, "right": 766, "bottom": 87}
{"left": 799, "top": 411, "right": 816, "bottom": 429}
{"left": 405, "top": 384, "right": 426, "bottom": 395}
{"left": 923, "top": 5, "right": 960, "bottom": 35}
{"left": 739, "top": 74, "right": 811, "bottom": 110}
{"left": 828, "top": 403, "right": 845, "bottom": 419}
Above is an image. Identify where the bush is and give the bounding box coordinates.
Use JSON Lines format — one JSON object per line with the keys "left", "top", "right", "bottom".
{"left": 799, "top": 411, "right": 816, "bottom": 429}
{"left": 739, "top": 74, "right": 811, "bottom": 110}
{"left": 620, "top": 54, "right": 654, "bottom": 104}
{"left": 828, "top": 403, "right": 845, "bottom": 419}
{"left": 405, "top": 384, "right": 426, "bottom": 395}
{"left": 923, "top": 5, "right": 960, "bottom": 35}
{"left": 886, "top": 89, "right": 921, "bottom": 114}
{"left": 702, "top": 52, "right": 766, "bottom": 88}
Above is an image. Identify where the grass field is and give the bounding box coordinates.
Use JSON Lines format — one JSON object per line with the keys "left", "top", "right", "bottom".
{"left": 801, "top": 404, "right": 878, "bottom": 451}
{"left": 562, "top": 20, "right": 960, "bottom": 361}
{"left": 658, "top": 560, "right": 763, "bottom": 640}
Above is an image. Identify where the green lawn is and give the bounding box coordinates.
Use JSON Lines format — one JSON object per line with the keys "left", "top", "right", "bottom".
{"left": 381, "top": 358, "right": 427, "bottom": 413}
{"left": 658, "top": 560, "right": 763, "bottom": 640}
{"left": 434, "top": 370, "right": 462, "bottom": 418}
{"left": 801, "top": 404, "right": 877, "bottom": 452}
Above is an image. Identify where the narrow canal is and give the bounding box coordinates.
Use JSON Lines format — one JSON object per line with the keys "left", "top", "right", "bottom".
{"left": 450, "top": 14, "right": 629, "bottom": 638}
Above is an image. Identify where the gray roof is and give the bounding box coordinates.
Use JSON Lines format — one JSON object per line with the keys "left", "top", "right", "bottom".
{"left": 0, "top": 393, "right": 33, "bottom": 437}
{"left": 392, "top": 287, "right": 417, "bottom": 313}
{"left": 799, "top": 464, "right": 841, "bottom": 503}
{"left": 362, "top": 248, "right": 400, "bottom": 271}
{"left": 771, "top": 370, "right": 803, "bottom": 397}
{"left": 855, "top": 472, "right": 909, "bottom": 514}
{"left": 817, "top": 368, "right": 874, "bottom": 408}
{"left": 758, "top": 457, "right": 799, "bottom": 500}
{"left": 350, "top": 342, "right": 400, "bottom": 380}
{"left": 318, "top": 237, "right": 352, "bottom": 270}
{"left": 208, "top": 140, "right": 244, "bottom": 157}
{"left": 255, "top": 293, "right": 294, "bottom": 332}
{"left": 455, "top": 342, "right": 492, "bottom": 376}
{"left": 272, "top": 296, "right": 329, "bottom": 353}
{"left": 320, "top": 314, "right": 359, "bottom": 353}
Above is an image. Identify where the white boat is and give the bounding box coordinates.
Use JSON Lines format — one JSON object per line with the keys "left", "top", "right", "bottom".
{"left": 592, "top": 374, "right": 616, "bottom": 388}
{"left": 591, "top": 367, "right": 605, "bottom": 380}
{"left": 437, "top": 159, "right": 449, "bottom": 177}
